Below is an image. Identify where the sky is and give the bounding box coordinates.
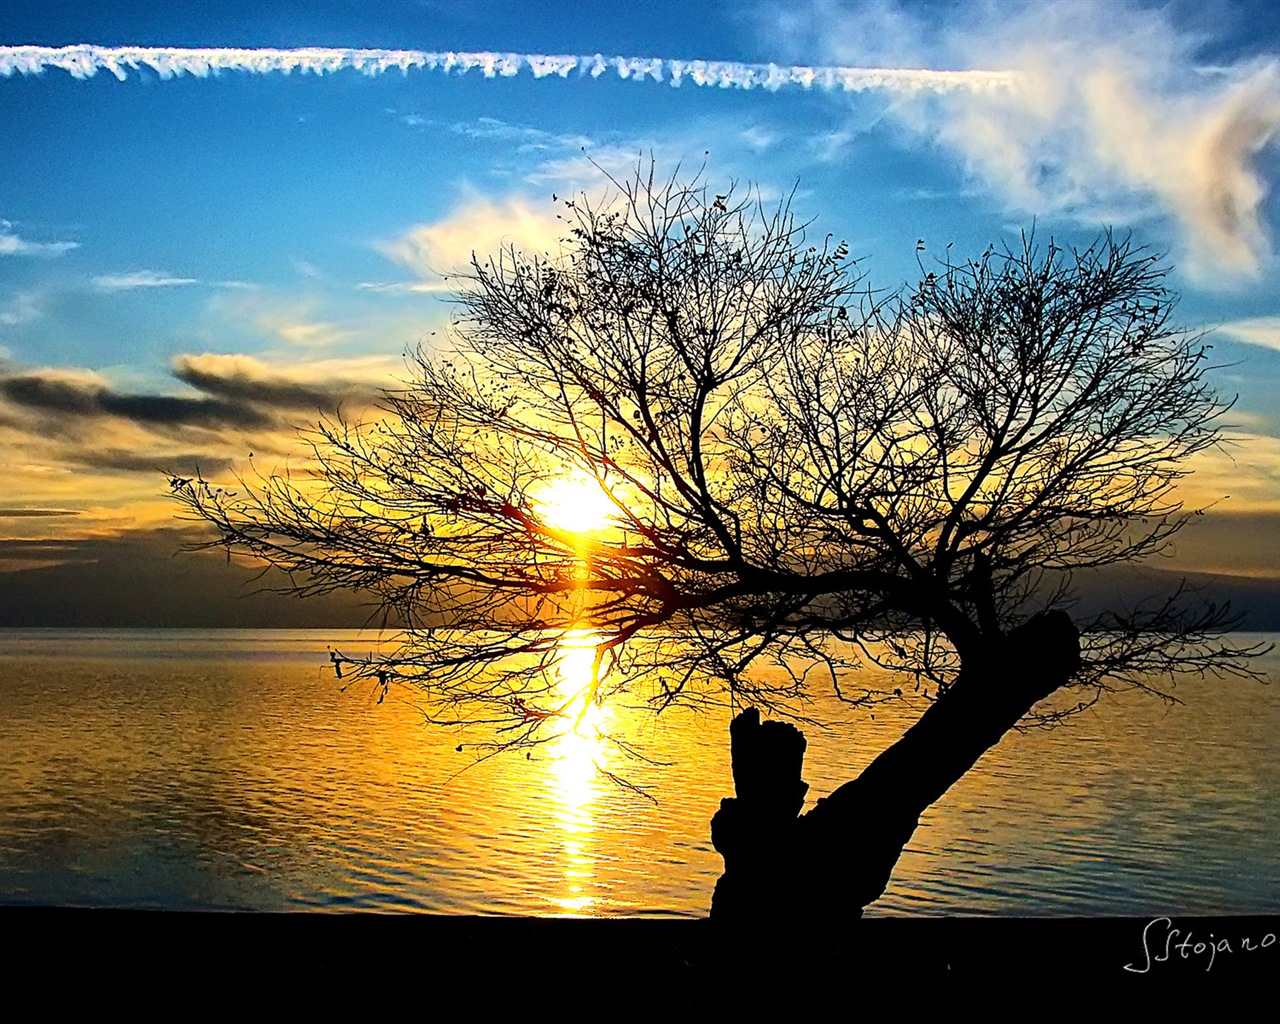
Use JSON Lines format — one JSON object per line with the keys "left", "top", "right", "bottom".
{"left": 2, "top": 0, "right": 1280, "bottom": 624}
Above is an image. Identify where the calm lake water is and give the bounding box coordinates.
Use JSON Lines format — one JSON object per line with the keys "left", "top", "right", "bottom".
{"left": 0, "top": 628, "right": 1275, "bottom": 917}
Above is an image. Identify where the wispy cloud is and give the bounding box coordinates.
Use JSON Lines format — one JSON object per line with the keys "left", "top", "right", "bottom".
{"left": 203, "top": 287, "right": 435, "bottom": 357}
{"left": 0, "top": 219, "right": 78, "bottom": 257}
{"left": 0, "top": 44, "right": 1015, "bottom": 96}
{"left": 763, "top": 0, "right": 1280, "bottom": 284}
{"left": 1181, "top": 432, "right": 1280, "bottom": 513}
{"left": 0, "top": 292, "right": 42, "bottom": 327}
{"left": 356, "top": 280, "right": 453, "bottom": 295}
{"left": 447, "top": 116, "right": 594, "bottom": 152}
{"left": 738, "top": 126, "right": 778, "bottom": 152}
{"left": 1217, "top": 316, "right": 1280, "bottom": 352}
{"left": 91, "top": 270, "right": 256, "bottom": 292}
{"left": 92, "top": 270, "right": 199, "bottom": 291}
{"left": 522, "top": 143, "right": 672, "bottom": 191}
{"left": 271, "top": 319, "right": 350, "bottom": 348}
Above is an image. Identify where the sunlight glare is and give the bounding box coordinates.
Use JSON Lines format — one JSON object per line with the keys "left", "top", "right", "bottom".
{"left": 531, "top": 470, "right": 617, "bottom": 534}
{"left": 547, "top": 629, "right": 611, "bottom": 914}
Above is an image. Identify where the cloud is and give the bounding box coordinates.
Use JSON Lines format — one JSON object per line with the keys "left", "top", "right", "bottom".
{"left": 447, "top": 116, "right": 594, "bottom": 152}
{"left": 92, "top": 270, "right": 200, "bottom": 291}
{"left": 272, "top": 319, "right": 349, "bottom": 347}
{"left": 171, "top": 352, "right": 387, "bottom": 411}
{"left": 0, "top": 219, "right": 78, "bottom": 257}
{"left": 765, "top": 0, "right": 1280, "bottom": 284}
{"left": 1179, "top": 431, "right": 1280, "bottom": 513}
{"left": 380, "top": 194, "right": 565, "bottom": 280}
{"left": 8, "top": 30, "right": 1272, "bottom": 281}
{"left": 0, "top": 507, "right": 80, "bottom": 517}
{"left": 0, "top": 353, "right": 406, "bottom": 540}
{"left": 356, "top": 280, "right": 453, "bottom": 295}
{"left": 1217, "top": 316, "right": 1280, "bottom": 352}
{"left": 0, "top": 44, "right": 1015, "bottom": 96}
{"left": 522, "top": 143, "right": 670, "bottom": 191}
{"left": 203, "top": 286, "right": 443, "bottom": 358}
{"left": 0, "top": 367, "right": 274, "bottom": 430}
{"left": 0, "top": 292, "right": 42, "bottom": 327}
{"left": 0, "top": 355, "right": 395, "bottom": 436}
{"left": 70, "top": 449, "right": 235, "bottom": 475}
{"left": 739, "top": 126, "right": 778, "bottom": 152}
{"left": 0, "top": 536, "right": 86, "bottom": 573}
{"left": 208, "top": 290, "right": 356, "bottom": 348}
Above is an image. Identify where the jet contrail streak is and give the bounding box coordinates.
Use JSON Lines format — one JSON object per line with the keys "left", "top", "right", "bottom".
{"left": 0, "top": 44, "right": 1016, "bottom": 95}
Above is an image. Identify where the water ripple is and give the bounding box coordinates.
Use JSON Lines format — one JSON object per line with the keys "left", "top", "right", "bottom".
{"left": 1, "top": 629, "right": 1276, "bottom": 916}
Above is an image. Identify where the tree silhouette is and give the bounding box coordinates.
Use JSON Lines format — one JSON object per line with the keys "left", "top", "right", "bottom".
{"left": 172, "top": 165, "right": 1265, "bottom": 924}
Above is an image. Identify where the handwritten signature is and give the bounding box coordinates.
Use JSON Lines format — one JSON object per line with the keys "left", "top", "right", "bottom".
{"left": 1125, "top": 917, "right": 1277, "bottom": 973}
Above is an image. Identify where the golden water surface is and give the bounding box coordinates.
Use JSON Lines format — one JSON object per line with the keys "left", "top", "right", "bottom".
{"left": 0, "top": 629, "right": 1275, "bottom": 916}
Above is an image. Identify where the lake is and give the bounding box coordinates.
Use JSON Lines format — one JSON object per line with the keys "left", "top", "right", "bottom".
{"left": 0, "top": 628, "right": 1275, "bottom": 917}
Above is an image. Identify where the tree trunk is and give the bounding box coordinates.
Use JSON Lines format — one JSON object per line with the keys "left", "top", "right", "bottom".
{"left": 710, "top": 610, "right": 1081, "bottom": 926}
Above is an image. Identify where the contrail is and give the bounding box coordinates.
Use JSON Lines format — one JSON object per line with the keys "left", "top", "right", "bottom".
{"left": 0, "top": 44, "right": 1016, "bottom": 96}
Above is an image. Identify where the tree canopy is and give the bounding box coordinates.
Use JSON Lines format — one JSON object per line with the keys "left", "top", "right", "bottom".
{"left": 172, "top": 165, "right": 1263, "bottom": 759}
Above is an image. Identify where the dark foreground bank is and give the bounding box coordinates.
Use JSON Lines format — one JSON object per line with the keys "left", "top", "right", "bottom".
{"left": 7, "top": 910, "right": 1276, "bottom": 1000}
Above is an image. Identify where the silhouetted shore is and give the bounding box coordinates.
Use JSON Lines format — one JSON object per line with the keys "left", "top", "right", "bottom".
{"left": 7, "top": 909, "right": 1276, "bottom": 1000}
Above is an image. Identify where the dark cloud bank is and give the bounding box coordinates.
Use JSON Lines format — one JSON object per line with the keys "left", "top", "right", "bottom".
{"left": 0, "top": 360, "right": 382, "bottom": 437}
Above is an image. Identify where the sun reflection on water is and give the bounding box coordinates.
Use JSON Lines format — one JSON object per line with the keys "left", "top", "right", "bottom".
{"left": 547, "top": 629, "right": 611, "bottom": 914}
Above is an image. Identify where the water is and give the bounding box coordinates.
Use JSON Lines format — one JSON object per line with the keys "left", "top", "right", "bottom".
{"left": 0, "top": 628, "right": 1275, "bottom": 917}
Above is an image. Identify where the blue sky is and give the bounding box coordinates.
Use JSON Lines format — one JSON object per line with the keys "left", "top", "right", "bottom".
{"left": 3, "top": 0, "right": 1280, "bottom": 588}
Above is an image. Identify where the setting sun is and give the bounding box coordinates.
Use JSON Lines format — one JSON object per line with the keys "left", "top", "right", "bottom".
{"left": 531, "top": 471, "right": 618, "bottom": 534}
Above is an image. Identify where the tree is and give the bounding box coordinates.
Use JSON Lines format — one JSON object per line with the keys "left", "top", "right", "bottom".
{"left": 172, "top": 165, "right": 1265, "bottom": 925}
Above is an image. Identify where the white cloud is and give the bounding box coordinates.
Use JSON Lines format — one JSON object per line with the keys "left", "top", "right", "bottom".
{"left": 273, "top": 319, "right": 350, "bottom": 348}
{"left": 93, "top": 270, "right": 199, "bottom": 291}
{"left": 0, "top": 292, "right": 42, "bottom": 327}
{"left": 447, "top": 116, "right": 594, "bottom": 152}
{"left": 738, "top": 126, "right": 778, "bottom": 152}
{"left": 765, "top": 0, "right": 1280, "bottom": 284}
{"left": 356, "top": 280, "right": 453, "bottom": 295}
{"left": 380, "top": 194, "right": 565, "bottom": 281}
{"left": 0, "top": 220, "right": 78, "bottom": 257}
{"left": 1217, "top": 316, "right": 1280, "bottom": 352}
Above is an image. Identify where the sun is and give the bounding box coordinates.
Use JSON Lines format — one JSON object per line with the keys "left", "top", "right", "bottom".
{"left": 532, "top": 470, "right": 617, "bottom": 533}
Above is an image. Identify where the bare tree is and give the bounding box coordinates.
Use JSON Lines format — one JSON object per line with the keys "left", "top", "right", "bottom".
{"left": 172, "top": 164, "right": 1265, "bottom": 924}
